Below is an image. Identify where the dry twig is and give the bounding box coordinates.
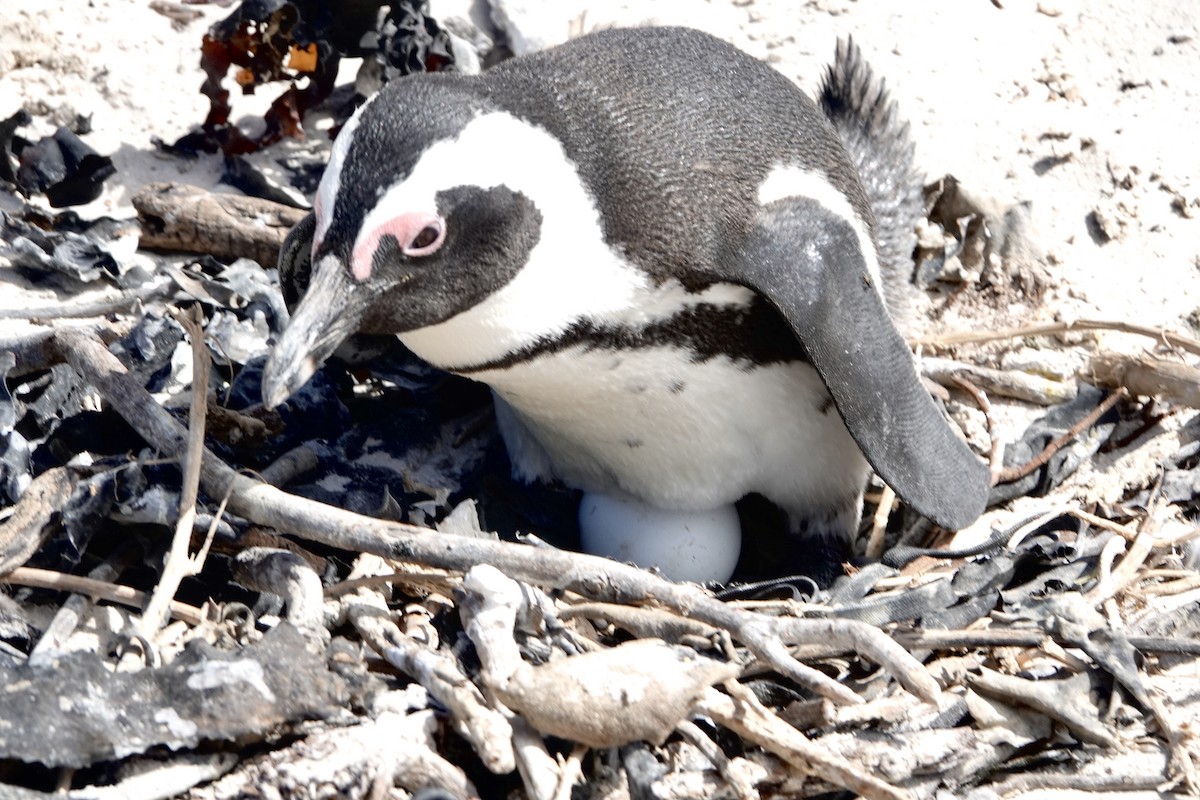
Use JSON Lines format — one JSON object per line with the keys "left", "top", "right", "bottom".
{"left": 551, "top": 744, "right": 588, "bottom": 800}
{"left": 341, "top": 555, "right": 516, "bottom": 776}
{"left": 950, "top": 375, "right": 1004, "bottom": 479}
{"left": 993, "top": 387, "right": 1128, "bottom": 484}
{"left": 675, "top": 720, "right": 759, "bottom": 800}
{"left": 0, "top": 467, "right": 74, "bottom": 574}
{"left": 697, "top": 681, "right": 910, "bottom": 800}
{"left": 922, "top": 356, "right": 1076, "bottom": 405}
{"left": 0, "top": 321, "right": 131, "bottom": 383}
{"left": 28, "top": 552, "right": 133, "bottom": 665}
{"left": 4, "top": 566, "right": 205, "bottom": 625}
{"left": 0, "top": 278, "right": 175, "bottom": 323}
{"left": 138, "top": 308, "right": 214, "bottom": 636}
{"left": 911, "top": 318, "right": 1200, "bottom": 357}
{"left": 866, "top": 484, "right": 896, "bottom": 559}
{"left": 47, "top": 328, "right": 942, "bottom": 708}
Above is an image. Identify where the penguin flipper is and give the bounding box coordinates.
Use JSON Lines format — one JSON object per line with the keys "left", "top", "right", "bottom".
{"left": 735, "top": 196, "right": 989, "bottom": 531}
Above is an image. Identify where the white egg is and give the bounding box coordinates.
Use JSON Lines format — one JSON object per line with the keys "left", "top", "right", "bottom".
{"left": 578, "top": 493, "right": 742, "bottom": 584}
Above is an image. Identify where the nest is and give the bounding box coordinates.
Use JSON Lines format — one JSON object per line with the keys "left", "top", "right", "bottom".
{"left": 2, "top": 3, "right": 1200, "bottom": 799}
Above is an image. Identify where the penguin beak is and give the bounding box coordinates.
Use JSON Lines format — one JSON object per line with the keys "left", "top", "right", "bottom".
{"left": 261, "top": 255, "right": 368, "bottom": 410}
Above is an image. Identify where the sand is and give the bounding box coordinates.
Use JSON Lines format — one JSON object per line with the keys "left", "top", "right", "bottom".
{"left": 3, "top": 0, "right": 1196, "bottom": 323}
{"left": 1, "top": 0, "right": 1197, "bottom": 525}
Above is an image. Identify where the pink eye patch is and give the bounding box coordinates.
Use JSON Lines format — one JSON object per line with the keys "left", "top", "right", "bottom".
{"left": 351, "top": 211, "right": 446, "bottom": 280}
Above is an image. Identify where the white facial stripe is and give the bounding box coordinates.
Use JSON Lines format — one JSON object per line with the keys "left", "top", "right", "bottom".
{"left": 757, "top": 165, "right": 882, "bottom": 289}
{"left": 313, "top": 92, "right": 379, "bottom": 250}
{"left": 383, "top": 112, "right": 651, "bottom": 369}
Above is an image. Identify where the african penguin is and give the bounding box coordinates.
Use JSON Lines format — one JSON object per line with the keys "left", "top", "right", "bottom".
{"left": 263, "top": 26, "right": 989, "bottom": 580}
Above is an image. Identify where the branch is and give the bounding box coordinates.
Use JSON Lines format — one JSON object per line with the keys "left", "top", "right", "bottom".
{"left": 697, "top": 682, "right": 911, "bottom": 800}
{"left": 0, "top": 467, "right": 74, "bottom": 574}
{"left": 52, "top": 327, "right": 940, "bottom": 707}
{"left": 138, "top": 307, "right": 211, "bottom": 635}
{"left": 132, "top": 182, "right": 306, "bottom": 267}
{"left": 5, "top": 566, "right": 205, "bottom": 625}
{"left": 911, "top": 318, "right": 1200, "bottom": 357}
{"left": 0, "top": 319, "right": 131, "bottom": 379}
{"left": 993, "top": 387, "right": 1127, "bottom": 484}
{"left": 921, "top": 356, "right": 1076, "bottom": 405}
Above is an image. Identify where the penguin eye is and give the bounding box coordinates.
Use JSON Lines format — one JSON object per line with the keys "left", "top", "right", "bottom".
{"left": 403, "top": 218, "right": 446, "bottom": 257}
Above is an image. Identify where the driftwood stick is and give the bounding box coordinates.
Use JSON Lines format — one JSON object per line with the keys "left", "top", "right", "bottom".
{"left": 0, "top": 277, "right": 176, "bottom": 322}
{"left": 911, "top": 318, "right": 1200, "bottom": 357}
{"left": 138, "top": 308, "right": 211, "bottom": 635}
{"left": 29, "top": 551, "right": 133, "bottom": 665}
{"left": 1087, "top": 351, "right": 1200, "bottom": 407}
{"left": 698, "top": 682, "right": 910, "bottom": 800}
{"left": 132, "top": 182, "right": 307, "bottom": 267}
{"left": 341, "top": 568, "right": 516, "bottom": 775}
{"left": 551, "top": 744, "right": 588, "bottom": 800}
{"left": 66, "top": 752, "right": 237, "bottom": 800}
{"left": 5, "top": 566, "right": 205, "bottom": 625}
{"left": 865, "top": 484, "right": 896, "bottom": 559}
{"left": 968, "top": 667, "right": 1116, "bottom": 747}
{"left": 53, "top": 327, "right": 938, "bottom": 707}
{"left": 0, "top": 319, "right": 131, "bottom": 378}
{"left": 0, "top": 467, "right": 74, "bottom": 575}
{"left": 895, "top": 627, "right": 1200, "bottom": 656}
{"left": 920, "top": 356, "right": 1076, "bottom": 405}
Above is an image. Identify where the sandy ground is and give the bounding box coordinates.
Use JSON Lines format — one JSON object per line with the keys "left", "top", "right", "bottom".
{"left": 3, "top": 0, "right": 1197, "bottom": 324}
{"left": 1, "top": 0, "right": 1197, "bottom": 523}
{"left": 2, "top": 0, "right": 1197, "bottom": 322}
{"left": 2, "top": 8, "right": 1198, "bottom": 794}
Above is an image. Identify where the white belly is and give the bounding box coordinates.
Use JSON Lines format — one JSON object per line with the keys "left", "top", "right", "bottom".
{"left": 471, "top": 344, "right": 870, "bottom": 519}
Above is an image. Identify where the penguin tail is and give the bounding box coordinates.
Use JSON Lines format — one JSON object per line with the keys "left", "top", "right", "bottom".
{"left": 819, "top": 38, "right": 923, "bottom": 332}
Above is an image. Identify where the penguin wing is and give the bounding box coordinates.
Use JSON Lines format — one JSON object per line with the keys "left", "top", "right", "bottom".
{"left": 735, "top": 196, "right": 989, "bottom": 530}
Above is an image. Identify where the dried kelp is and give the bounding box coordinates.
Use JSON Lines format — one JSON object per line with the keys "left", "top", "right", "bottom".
{"left": 2, "top": 38, "right": 1199, "bottom": 799}
{"left": 2, "top": 278, "right": 1197, "bottom": 799}
{"left": 179, "top": 0, "right": 455, "bottom": 157}
{"left": 0, "top": 113, "right": 116, "bottom": 207}
{"left": 0, "top": 623, "right": 346, "bottom": 768}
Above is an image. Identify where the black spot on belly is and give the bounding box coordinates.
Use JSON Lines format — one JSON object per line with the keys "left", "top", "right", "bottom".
{"left": 626, "top": 438, "right": 645, "bottom": 449}
{"left": 669, "top": 380, "right": 686, "bottom": 394}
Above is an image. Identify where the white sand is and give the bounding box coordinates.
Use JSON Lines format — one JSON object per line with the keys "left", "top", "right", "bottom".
{"left": 3, "top": 0, "right": 1196, "bottom": 327}
{"left": 1, "top": 0, "right": 1197, "bottom": 514}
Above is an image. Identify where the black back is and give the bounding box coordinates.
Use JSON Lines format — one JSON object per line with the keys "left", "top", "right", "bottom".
{"left": 481, "top": 26, "right": 875, "bottom": 285}
{"left": 334, "top": 26, "right": 874, "bottom": 289}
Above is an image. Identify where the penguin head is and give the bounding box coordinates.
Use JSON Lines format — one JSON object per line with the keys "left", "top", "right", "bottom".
{"left": 262, "top": 78, "right": 554, "bottom": 408}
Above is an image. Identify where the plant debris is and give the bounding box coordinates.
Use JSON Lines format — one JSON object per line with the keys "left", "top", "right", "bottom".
{"left": 0, "top": 112, "right": 116, "bottom": 207}
{"left": 2, "top": 8, "right": 1200, "bottom": 800}
{"left": 179, "top": 0, "right": 455, "bottom": 157}
{"left": 2, "top": 224, "right": 1198, "bottom": 797}
{"left": 0, "top": 207, "right": 139, "bottom": 285}
{"left": 0, "top": 622, "right": 346, "bottom": 768}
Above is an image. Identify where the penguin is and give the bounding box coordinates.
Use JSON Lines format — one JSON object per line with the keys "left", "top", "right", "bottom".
{"left": 262, "top": 26, "right": 989, "bottom": 578}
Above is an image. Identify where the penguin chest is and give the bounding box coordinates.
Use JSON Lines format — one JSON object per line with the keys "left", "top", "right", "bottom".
{"left": 471, "top": 345, "right": 870, "bottom": 516}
